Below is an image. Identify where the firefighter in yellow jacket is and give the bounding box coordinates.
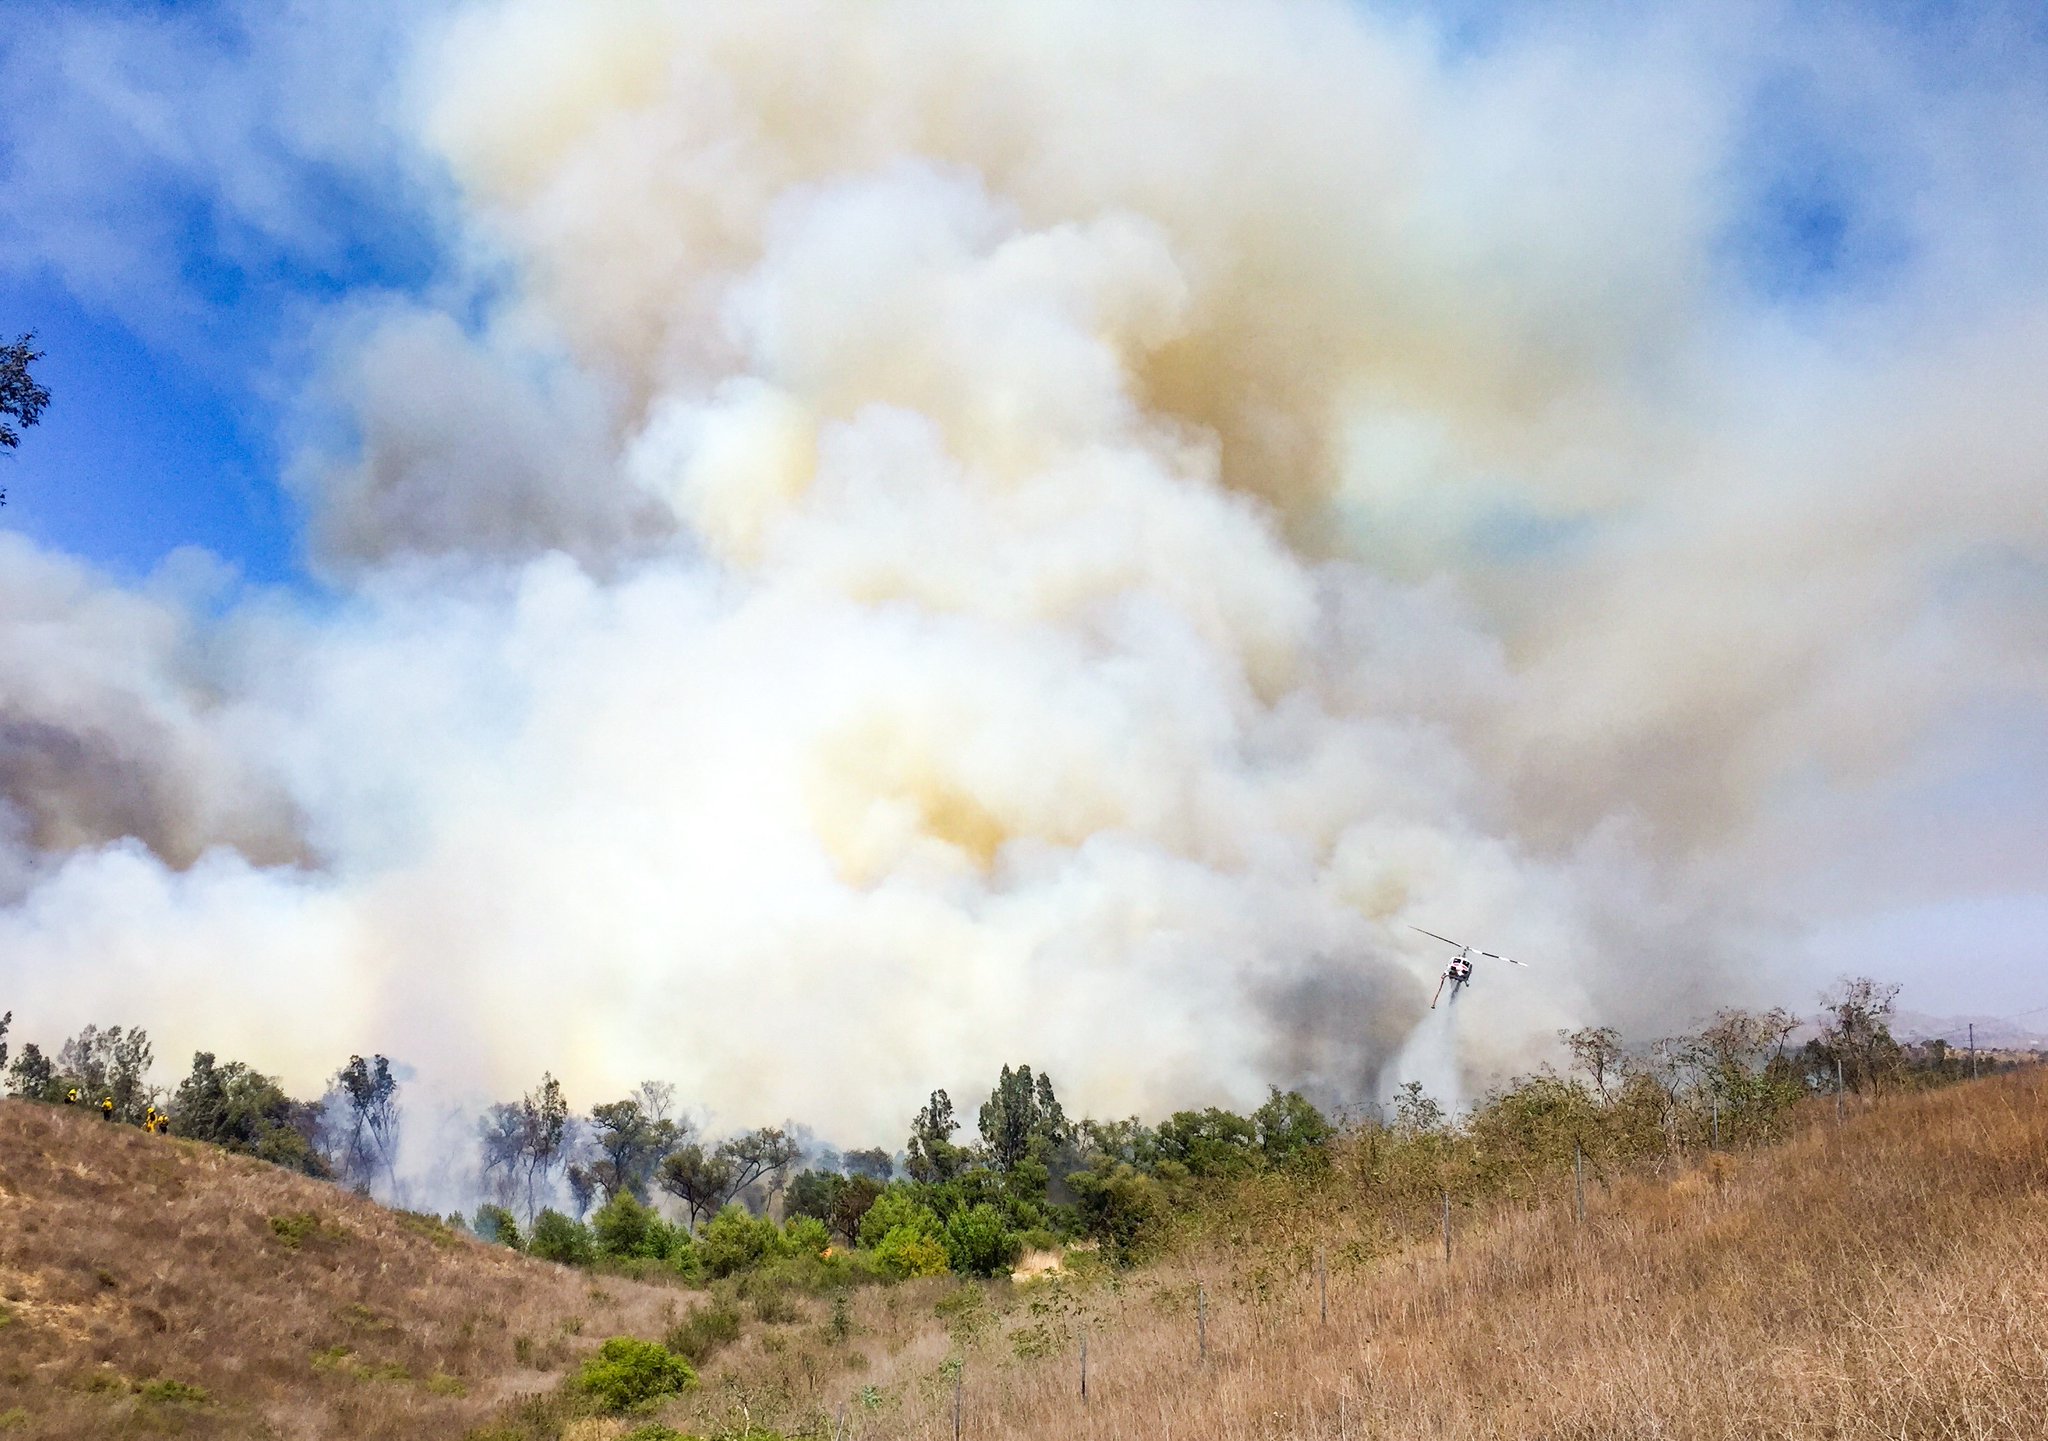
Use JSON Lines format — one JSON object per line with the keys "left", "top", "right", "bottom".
{"left": 100, "top": 1096, "right": 114, "bottom": 1121}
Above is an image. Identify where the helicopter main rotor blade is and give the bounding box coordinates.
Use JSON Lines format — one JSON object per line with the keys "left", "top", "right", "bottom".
{"left": 1410, "top": 926, "right": 1467, "bottom": 949}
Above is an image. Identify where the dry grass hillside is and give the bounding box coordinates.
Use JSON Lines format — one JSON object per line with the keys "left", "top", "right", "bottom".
{"left": 0, "top": 1100, "right": 688, "bottom": 1440}
{"left": 608, "top": 1071, "right": 2048, "bottom": 1441}
{"left": 4, "top": 1073, "right": 2044, "bottom": 1440}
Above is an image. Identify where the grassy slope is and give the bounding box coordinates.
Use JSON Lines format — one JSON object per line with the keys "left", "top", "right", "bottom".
{"left": 5, "top": 1073, "right": 2043, "bottom": 1440}
{"left": 0, "top": 1100, "right": 686, "bottom": 1440}
{"left": 645, "top": 1070, "right": 2048, "bottom": 1441}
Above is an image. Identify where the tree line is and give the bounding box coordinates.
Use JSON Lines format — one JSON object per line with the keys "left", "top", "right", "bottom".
{"left": 0, "top": 976, "right": 2024, "bottom": 1287}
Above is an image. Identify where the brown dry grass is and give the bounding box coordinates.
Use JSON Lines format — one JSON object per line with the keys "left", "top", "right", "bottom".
{"left": 5, "top": 1073, "right": 2042, "bottom": 1440}
{"left": 0, "top": 1099, "right": 687, "bottom": 1439}
{"left": 640, "top": 1070, "right": 2048, "bottom": 1440}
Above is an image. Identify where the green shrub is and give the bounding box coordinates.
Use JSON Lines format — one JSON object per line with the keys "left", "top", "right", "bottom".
{"left": 474, "top": 1204, "right": 523, "bottom": 1250}
{"left": 942, "top": 1204, "right": 1020, "bottom": 1277}
{"left": 136, "top": 1379, "right": 209, "bottom": 1407}
{"left": 664, "top": 1233, "right": 704, "bottom": 1281}
{"left": 574, "top": 1336, "right": 697, "bottom": 1413}
{"left": 781, "top": 1214, "right": 830, "bottom": 1257}
{"left": 856, "top": 1189, "right": 940, "bottom": 1250}
{"left": 873, "top": 1224, "right": 950, "bottom": 1279}
{"left": 665, "top": 1301, "right": 742, "bottom": 1364}
{"left": 1068, "top": 1164, "right": 1171, "bottom": 1267}
{"left": 269, "top": 1211, "right": 346, "bottom": 1250}
{"left": 592, "top": 1192, "right": 663, "bottom": 1259}
{"left": 528, "top": 1209, "right": 596, "bottom": 1266}
{"left": 698, "top": 1205, "right": 780, "bottom": 1277}
{"left": 622, "top": 1427, "right": 687, "bottom": 1441}
{"left": 397, "top": 1211, "right": 463, "bottom": 1248}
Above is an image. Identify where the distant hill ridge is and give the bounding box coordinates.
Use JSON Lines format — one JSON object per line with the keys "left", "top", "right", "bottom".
{"left": 1890, "top": 1009, "right": 2048, "bottom": 1050}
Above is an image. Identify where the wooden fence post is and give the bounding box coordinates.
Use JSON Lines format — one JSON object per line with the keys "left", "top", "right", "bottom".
{"left": 1574, "top": 1141, "right": 1585, "bottom": 1226}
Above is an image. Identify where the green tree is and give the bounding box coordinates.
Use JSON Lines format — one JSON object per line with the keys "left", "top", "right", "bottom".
{"left": 581, "top": 1091, "right": 684, "bottom": 1205}
{"left": 591, "top": 1084, "right": 685, "bottom": 1203}
{"left": 1809, "top": 978, "right": 1905, "bottom": 1094}
{"left": 0, "top": 1011, "right": 9, "bottom": 1073}
{"left": 906, "top": 1090, "right": 967, "bottom": 1183}
{"left": 478, "top": 1103, "right": 527, "bottom": 1206}
{"left": 1561, "top": 1026, "right": 1626, "bottom": 1099}
{"left": 1077, "top": 1116, "right": 1158, "bottom": 1166}
{"left": 785, "top": 1168, "right": 844, "bottom": 1226}
{"left": 1251, "top": 1087, "right": 1333, "bottom": 1169}
{"left": 57, "top": 1024, "right": 154, "bottom": 1122}
{"left": 1154, "top": 1107, "right": 1260, "bottom": 1177}
{"left": 518, "top": 1073, "right": 571, "bottom": 1219}
{"left": 843, "top": 1147, "right": 894, "bottom": 1181}
{"left": 830, "top": 1174, "right": 885, "bottom": 1244}
{"left": 657, "top": 1143, "right": 737, "bottom": 1232}
{"left": 1392, "top": 1081, "right": 1446, "bottom": 1136}
{"left": 326, "top": 1054, "right": 402, "bottom": 1193}
{"left": 976, "top": 1064, "right": 1068, "bottom": 1173}
{"left": 1463, "top": 1074, "right": 1599, "bottom": 1196}
{"left": 0, "top": 332, "right": 50, "bottom": 505}
{"left": 1682, "top": 1008, "right": 1804, "bottom": 1143}
{"left": 720, "top": 1125, "right": 799, "bottom": 1203}
{"left": 170, "top": 1052, "right": 326, "bottom": 1176}
{"left": 6, "top": 1041, "right": 56, "bottom": 1101}
{"left": 656, "top": 1126, "right": 798, "bottom": 1232}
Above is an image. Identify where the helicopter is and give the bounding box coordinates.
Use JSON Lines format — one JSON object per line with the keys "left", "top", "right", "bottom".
{"left": 1412, "top": 926, "right": 1528, "bottom": 1008}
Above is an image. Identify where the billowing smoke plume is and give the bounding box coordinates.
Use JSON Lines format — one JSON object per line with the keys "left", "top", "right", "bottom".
{"left": 4, "top": 0, "right": 2045, "bottom": 1140}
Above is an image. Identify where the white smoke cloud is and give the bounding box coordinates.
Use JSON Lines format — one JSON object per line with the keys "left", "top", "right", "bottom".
{"left": 3, "top": 0, "right": 2046, "bottom": 1143}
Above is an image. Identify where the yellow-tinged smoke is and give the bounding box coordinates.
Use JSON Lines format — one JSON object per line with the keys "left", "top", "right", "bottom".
{"left": 3, "top": 0, "right": 2045, "bottom": 1150}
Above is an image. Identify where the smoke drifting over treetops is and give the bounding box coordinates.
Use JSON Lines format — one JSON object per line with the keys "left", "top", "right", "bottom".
{"left": 3, "top": 0, "right": 2045, "bottom": 1139}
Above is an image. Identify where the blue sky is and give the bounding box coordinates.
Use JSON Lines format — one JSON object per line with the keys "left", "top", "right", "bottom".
{"left": 0, "top": 0, "right": 1968, "bottom": 587}
{"left": 0, "top": 0, "right": 440, "bottom": 585}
